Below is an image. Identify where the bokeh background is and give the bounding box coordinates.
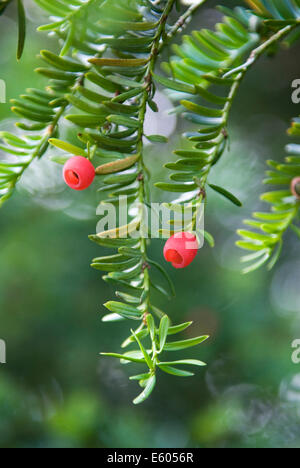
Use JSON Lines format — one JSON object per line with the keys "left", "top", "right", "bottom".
{"left": 0, "top": 0, "right": 300, "bottom": 448}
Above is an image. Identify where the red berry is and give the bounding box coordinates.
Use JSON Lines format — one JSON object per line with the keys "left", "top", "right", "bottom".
{"left": 291, "top": 176, "right": 300, "bottom": 200}
{"left": 164, "top": 232, "right": 198, "bottom": 269}
{"left": 63, "top": 156, "right": 95, "bottom": 191}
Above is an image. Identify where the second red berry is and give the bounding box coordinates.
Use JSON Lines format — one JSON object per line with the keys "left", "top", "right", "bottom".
{"left": 63, "top": 156, "right": 95, "bottom": 191}
{"left": 164, "top": 232, "right": 199, "bottom": 269}
{"left": 291, "top": 176, "right": 300, "bottom": 200}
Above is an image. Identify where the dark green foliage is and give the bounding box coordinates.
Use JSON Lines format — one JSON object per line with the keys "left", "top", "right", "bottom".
{"left": 0, "top": 0, "right": 300, "bottom": 404}
{"left": 0, "top": 0, "right": 11, "bottom": 15}
{"left": 244, "top": 0, "right": 300, "bottom": 19}
{"left": 237, "top": 118, "right": 300, "bottom": 273}
{"left": 155, "top": 1, "right": 300, "bottom": 269}
{"left": 0, "top": 0, "right": 27, "bottom": 58}
{"left": 17, "top": 0, "right": 26, "bottom": 59}
{"left": 81, "top": 0, "right": 209, "bottom": 403}
{"left": 2, "top": 0, "right": 208, "bottom": 403}
{"left": 155, "top": 7, "right": 260, "bottom": 202}
{"left": 0, "top": 0, "right": 107, "bottom": 206}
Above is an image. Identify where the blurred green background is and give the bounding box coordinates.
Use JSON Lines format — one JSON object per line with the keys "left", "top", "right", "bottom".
{"left": 0, "top": 0, "right": 300, "bottom": 448}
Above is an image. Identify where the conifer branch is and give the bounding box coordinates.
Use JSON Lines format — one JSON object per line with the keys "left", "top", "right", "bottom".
{"left": 2, "top": 0, "right": 300, "bottom": 405}
{"left": 136, "top": 0, "right": 177, "bottom": 335}
{"left": 167, "top": 0, "right": 208, "bottom": 42}
{"left": 0, "top": 0, "right": 105, "bottom": 205}
{"left": 156, "top": 5, "right": 300, "bottom": 249}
